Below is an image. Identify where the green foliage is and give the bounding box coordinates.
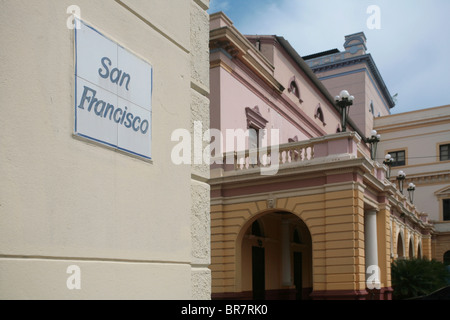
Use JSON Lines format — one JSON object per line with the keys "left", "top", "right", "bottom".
{"left": 391, "top": 258, "right": 450, "bottom": 300}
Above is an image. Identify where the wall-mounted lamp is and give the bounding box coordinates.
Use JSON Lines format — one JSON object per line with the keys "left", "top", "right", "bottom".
{"left": 407, "top": 183, "right": 416, "bottom": 204}
{"left": 397, "top": 170, "right": 406, "bottom": 194}
{"left": 383, "top": 154, "right": 394, "bottom": 179}
{"left": 335, "top": 90, "right": 354, "bottom": 132}
{"left": 367, "top": 130, "right": 381, "bottom": 161}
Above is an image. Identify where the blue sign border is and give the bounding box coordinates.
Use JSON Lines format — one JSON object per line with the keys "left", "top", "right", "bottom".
{"left": 74, "top": 19, "right": 153, "bottom": 160}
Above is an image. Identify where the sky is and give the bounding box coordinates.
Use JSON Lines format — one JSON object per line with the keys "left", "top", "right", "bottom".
{"left": 208, "top": 0, "right": 450, "bottom": 114}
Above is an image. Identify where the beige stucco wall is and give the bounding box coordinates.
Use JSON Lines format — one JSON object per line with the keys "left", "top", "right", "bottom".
{"left": 0, "top": 0, "right": 210, "bottom": 299}
{"left": 375, "top": 105, "right": 450, "bottom": 263}
{"left": 374, "top": 105, "right": 450, "bottom": 222}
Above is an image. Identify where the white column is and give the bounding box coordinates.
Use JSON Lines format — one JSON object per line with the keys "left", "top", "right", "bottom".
{"left": 365, "top": 209, "right": 380, "bottom": 288}
{"left": 281, "top": 219, "right": 292, "bottom": 286}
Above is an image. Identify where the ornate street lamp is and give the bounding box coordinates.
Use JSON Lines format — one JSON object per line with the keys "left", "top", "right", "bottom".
{"left": 407, "top": 183, "right": 416, "bottom": 204}
{"left": 383, "top": 154, "right": 394, "bottom": 179}
{"left": 335, "top": 90, "right": 354, "bottom": 132}
{"left": 397, "top": 170, "right": 406, "bottom": 194}
{"left": 367, "top": 130, "right": 381, "bottom": 161}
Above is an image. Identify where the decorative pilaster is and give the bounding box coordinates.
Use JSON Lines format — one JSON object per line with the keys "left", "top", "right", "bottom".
{"left": 190, "top": 0, "right": 211, "bottom": 300}
{"left": 376, "top": 204, "right": 393, "bottom": 299}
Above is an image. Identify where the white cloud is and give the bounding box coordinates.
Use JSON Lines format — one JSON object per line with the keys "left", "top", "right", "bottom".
{"left": 208, "top": 0, "right": 231, "bottom": 13}
{"left": 213, "top": 0, "right": 450, "bottom": 113}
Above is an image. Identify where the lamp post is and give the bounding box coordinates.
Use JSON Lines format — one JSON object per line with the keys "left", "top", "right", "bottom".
{"left": 397, "top": 170, "right": 406, "bottom": 194}
{"left": 407, "top": 183, "right": 416, "bottom": 204}
{"left": 335, "top": 90, "right": 354, "bottom": 132}
{"left": 383, "top": 154, "right": 393, "bottom": 179}
{"left": 367, "top": 130, "right": 381, "bottom": 161}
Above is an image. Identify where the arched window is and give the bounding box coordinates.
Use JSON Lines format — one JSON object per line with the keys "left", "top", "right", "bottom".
{"left": 314, "top": 104, "right": 326, "bottom": 126}
{"left": 417, "top": 242, "right": 423, "bottom": 259}
{"left": 315, "top": 107, "right": 324, "bottom": 123}
{"left": 408, "top": 238, "right": 414, "bottom": 258}
{"left": 397, "top": 232, "right": 404, "bottom": 259}
{"left": 369, "top": 101, "right": 375, "bottom": 115}
{"left": 288, "top": 77, "right": 303, "bottom": 103}
{"left": 293, "top": 229, "right": 302, "bottom": 244}
{"left": 251, "top": 220, "right": 264, "bottom": 237}
{"left": 289, "top": 81, "right": 299, "bottom": 97}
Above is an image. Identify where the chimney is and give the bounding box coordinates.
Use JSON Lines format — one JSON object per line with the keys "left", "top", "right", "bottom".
{"left": 343, "top": 32, "right": 367, "bottom": 55}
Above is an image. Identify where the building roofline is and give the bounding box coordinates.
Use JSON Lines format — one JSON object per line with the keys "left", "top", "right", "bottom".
{"left": 276, "top": 36, "right": 367, "bottom": 142}
{"left": 378, "top": 104, "right": 450, "bottom": 119}
{"left": 210, "top": 13, "right": 284, "bottom": 93}
{"left": 365, "top": 54, "right": 396, "bottom": 109}
{"left": 302, "top": 49, "right": 340, "bottom": 61}
{"left": 374, "top": 104, "right": 450, "bottom": 132}
{"left": 304, "top": 47, "right": 396, "bottom": 110}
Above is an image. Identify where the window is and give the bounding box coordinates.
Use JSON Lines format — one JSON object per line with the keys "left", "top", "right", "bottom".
{"left": 293, "top": 229, "right": 302, "bottom": 244}
{"left": 369, "top": 101, "right": 374, "bottom": 115}
{"left": 249, "top": 125, "right": 259, "bottom": 150}
{"left": 245, "top": 106, "right": 268, "bottom": 154}
{"left": 317, "top": 109, "right": 324, "bottom": 122}
{"left": 388, "top": 150, "right": 406, "bottom": 167}
{"left": 314, "top": 104, "right": 326, "bottom": 126}
{"left": 245, "top": 106, "right": 268, "bottom": 132}
{"left": 252, "top": 220, "right": 264, "bottom": 237}
{"left": 289, "top": 81, "right": 299, "bottom": 97}
{"left": 444, "top": 199, "right": 450, "bottom": 221}
{"left": 440, "top": 144, "right": 450, "bottom": 161}
{"left": 255, "top": 40, "right": 261, "bottom": 51}
{"left": 288, "top": 77, "right": 303, "bottom": 103}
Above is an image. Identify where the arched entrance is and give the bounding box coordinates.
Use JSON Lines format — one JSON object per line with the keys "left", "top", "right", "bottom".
{"left": 444, "top": 251, "right": 450, "bottom": 266}
{"left": 444, "top": 251, "right": 450, "bottom": 283}
{"left": 417, "top": 241, "right": 423, "bottom": 259}
{"left": 397, "top": 232, "right": 405, "bottom": 259}
{"left": 408, "top": 238, "right": 414, "bottom": 259}
{"left": 239, "top": 211, "right": 313, "bottom": 300}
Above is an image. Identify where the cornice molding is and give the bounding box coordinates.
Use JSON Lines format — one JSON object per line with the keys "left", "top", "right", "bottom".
{"left": 389, "top": 172, "right": 450, "bottom": 187}
{"left": 310, "top": 56, "right": 368, "bottom": 73}
{"left": 210, "top": 26, "right": 284, "bottom": 93}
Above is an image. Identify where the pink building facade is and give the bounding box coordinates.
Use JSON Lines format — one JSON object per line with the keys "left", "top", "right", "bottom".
{"left": 209, "top": 14, "right": 364, "bottom": 154}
